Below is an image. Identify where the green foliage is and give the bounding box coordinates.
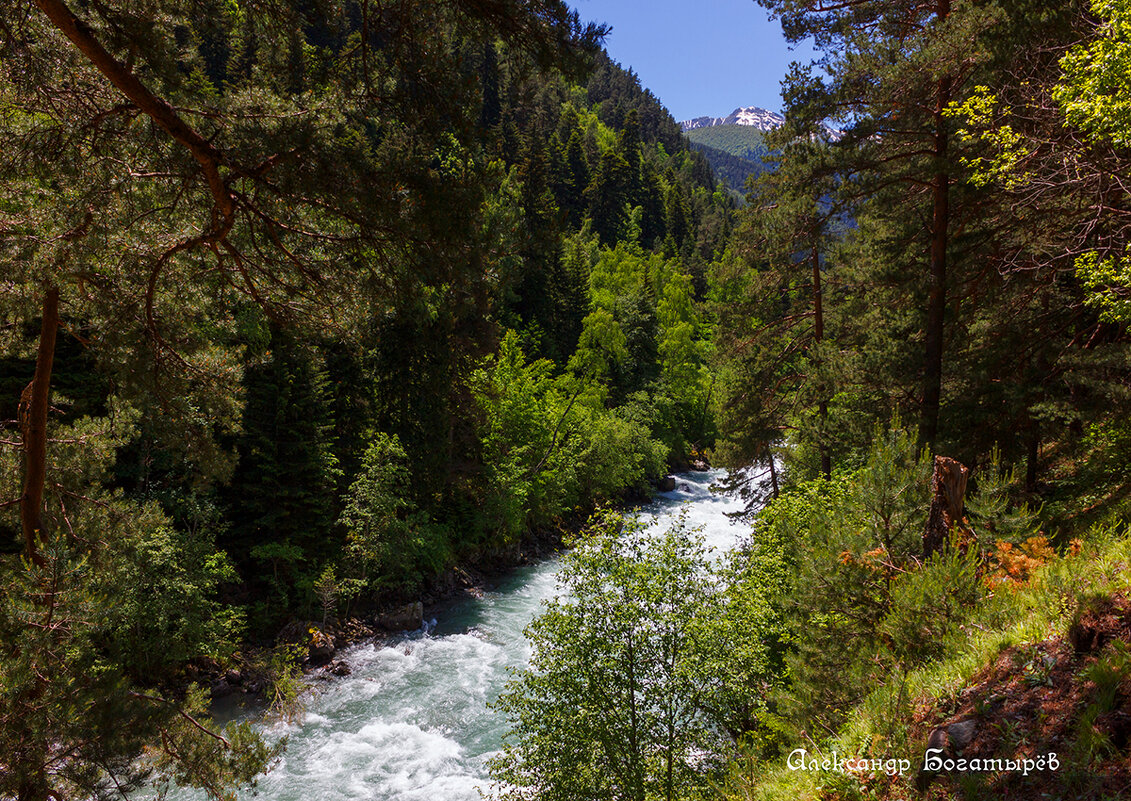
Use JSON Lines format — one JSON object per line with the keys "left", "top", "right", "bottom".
{"left": 256, "top": 643, "right": 310, "bottom": 724}
{"left": 313, "top": 564, "right": 338, "bottom": 627}
{"left": 0, "top": 515, "right": 272, "bottom": 799}
{"left": 1075, "top": 250, "right": 1131, "bottom": 323}
{"left": 964, "top": 449, "right": 1042, "bottom": 544}
{"left": 684, "top": 125, "right": 770, "bottom": 162}
{"left": 148, "top": 697, "right": 281, "bottom": 801}
{"left": 684, "top": 126, "right": 771, "bottom": 193}
{"left": 224, "top": 330, "right": 341, "bottom": 618}
{"left": 571, "top": 307, "right": 630, "bottom": 382}
{"left": 729, "top": 422, "right": 1069, "bottom": 773}
{"left": 1075, "top": 416, "right": 1131, "bottom": 498}
{"left": 98, "top": 506, "right": 245, "bottom": 676}
{"left": 678, "top": 128, "right": 769, "bottom": 195}
{"left": 474, "top": 332, "right": 667, "bottom": 543}
{"left": 686, "top": 142, "right": 762, "bottom": 196}
{"left": 709, "top": 532, "right": 793, "bottom": 749}
{"left": 946, "top": 86, "right": 1031, "bottom": 189}
{"left": 765, "top": 428, "right": 933, "bottom": 729}
{"left": 570, "top": 243, "right": 713, "bottom": 456}
{"left": 727, "top": 521, "right": 1131, "bottom": 801}
{"left": 572, "top": 405, "right": 670, "bottom": 498}
{"left": 1073, "top": 638, "right": 1131, "bottom": 764}
{"left": 709, "top": 118, "right": 848, "bottom": 479}
{"left": 741, "top": 425, "right": 1044, "bottom": 740}
{"left": 339, "top": 433, "right": 449, "bottom": 594}
{"left": 1055, "top": 0, "right": 1131, "bottom": 147}
{"left": 491, "top": 511, "right": 772, "bottom": 801}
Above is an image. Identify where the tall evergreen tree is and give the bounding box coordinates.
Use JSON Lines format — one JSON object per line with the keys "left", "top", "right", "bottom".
{"left": 713, "top": 123, "right": 842, "bottom": 481}
{"left": 224, "top": 330, "right": 341, "bottom": 612}
{"left": 756, "top": 0, "right": 995, "bottom": 448}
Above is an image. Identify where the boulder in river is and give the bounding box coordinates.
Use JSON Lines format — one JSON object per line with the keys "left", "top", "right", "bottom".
{"left": 277, "top": 619, "right": 338, "bottom": 664}
{"left": 328, "top": 659, "right": 352, "bottom": 676}
{"left": 308, "top": 626, "right": 336, "bottom": 665}
{"left": 376, "top": 601, "right": 424, "bottom": 632}
{"left": 656, "top": 476, "right": 677, "bottom": 492}
{"left": 210, "top": 678, "right": 237, "bottom": 699}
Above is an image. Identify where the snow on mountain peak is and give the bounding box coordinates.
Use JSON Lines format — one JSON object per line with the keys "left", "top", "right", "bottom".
{"left": 679, "top": 106, "right": 842, "bottom": 141}
{"left": 679, "top": 107, "right": 785, "bottom": 132}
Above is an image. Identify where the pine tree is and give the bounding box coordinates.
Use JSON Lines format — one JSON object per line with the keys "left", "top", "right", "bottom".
{"left": 756, "top": 0, "right": 994, "bottom": 448}
{"left": 713, "top": 117, "right": 843, "bottom": 480}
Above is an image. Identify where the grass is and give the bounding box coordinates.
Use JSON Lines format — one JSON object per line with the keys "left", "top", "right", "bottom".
{"left": 725, "top": 525, "right": 1131, "bottom": 801}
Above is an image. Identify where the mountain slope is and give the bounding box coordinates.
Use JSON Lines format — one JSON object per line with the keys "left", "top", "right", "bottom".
{"left": 680, "top": 105, "right": 842, "bottom": 141}
{"left": 685, "top": 125, "right": 769, "bottom": 161}
{"left": 683, "top": 125, "right": 771, "bottom": 193}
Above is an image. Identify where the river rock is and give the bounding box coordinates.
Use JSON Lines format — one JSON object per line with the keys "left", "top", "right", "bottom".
{"left": 308, "top": 626, "right": 336, "bottom": 665}
{"left": 656, "top": 476, "right": 677, "bottom": 492}
{"left": 376, "top": 601, "right": 424, "bottom": 632}
{"left": 328, "top": 659, "right": 352, "bottom": 676}
{"left": 277, "top": 620, "right": 338, "bottom": 664}
{"left": 916, "top": 718, "right": 979, "bottom": 790}
{"left": 210, "top": 678, "right": 236, "bottom": 699}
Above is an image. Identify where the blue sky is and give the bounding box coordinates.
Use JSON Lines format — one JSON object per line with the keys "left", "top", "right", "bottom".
{"left": 568, "top": 0, "right": 816, "bottom": 122}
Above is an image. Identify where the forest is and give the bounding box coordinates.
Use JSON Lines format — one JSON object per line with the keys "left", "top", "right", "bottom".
{"left": 685, "top": 125, "right": 771, "bottom": 195}
{"left": 2, "top": 1, "right": 1131, "bottom": 800}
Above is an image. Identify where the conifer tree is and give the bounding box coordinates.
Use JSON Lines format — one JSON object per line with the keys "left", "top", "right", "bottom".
{"left": 755, "top": 0, "right": 993, "bottom": 448}
{"left": 224, "top": 329, "right": 341, "bottom": 614}
{"left": 713, "top": 114, "right": 842, "bottom": 480}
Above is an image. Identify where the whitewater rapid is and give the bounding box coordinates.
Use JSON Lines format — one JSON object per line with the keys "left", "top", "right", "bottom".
{"left": 197, "top": 469, "right": 750, "bottom": 801}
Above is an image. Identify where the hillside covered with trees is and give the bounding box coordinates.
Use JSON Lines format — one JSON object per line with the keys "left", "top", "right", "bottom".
{"left": 3, "top": 0, "right": 1131, "bottom": 800}
{"left": 685, "top": 124, "right": 772, "bottom": 194}
{"left": 0, "top": 1, "right": 729, "bottom": 796}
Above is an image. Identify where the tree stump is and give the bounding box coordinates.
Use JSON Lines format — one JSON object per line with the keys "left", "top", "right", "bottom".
{"left": 922, "top": 456, "right": 968, "bottom": 559}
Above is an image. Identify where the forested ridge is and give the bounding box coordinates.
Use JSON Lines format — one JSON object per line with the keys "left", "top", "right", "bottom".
{"left": 3, "top": 0, "right": 1131, "bottom": 800}
{"left": 685, "top": 125, "right": 772, "bottom": 196}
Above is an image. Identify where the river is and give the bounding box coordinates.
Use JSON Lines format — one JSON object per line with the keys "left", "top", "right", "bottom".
{"left": 199, "top": 469, "right": 751, "bottom": 801}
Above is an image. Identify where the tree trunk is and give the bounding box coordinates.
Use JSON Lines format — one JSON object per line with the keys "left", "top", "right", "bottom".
{"left": 812, "top": 242, "right": 830, "bottom": 479}
{"left": 922, "top": 455, "right": 968, "bottom": 559}
{"left": 15, "top": 734, "right": 52, "bottom": 801}
{"left": 1026, "top": 427, "right": 1039, "bottom": 492}
{"left": 19, "top": 285, "right": 60, "bottom": 567}
{"left": 16, "top": 768, "right": 49, "bottom": 801}
{"left": 921, "top": 0, "right": 952, "bottom": 450}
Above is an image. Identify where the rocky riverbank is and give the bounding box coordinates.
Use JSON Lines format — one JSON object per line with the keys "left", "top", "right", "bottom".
{"left": 205, "top": 469, "right": 704, "bottom": 701}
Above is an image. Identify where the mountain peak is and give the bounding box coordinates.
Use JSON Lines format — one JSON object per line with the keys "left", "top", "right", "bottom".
{"left": 680, "top": 106, "right": 843, "bottom": 142}
{"left": 679, "top": 106, "right": 785, "bottom": 133}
